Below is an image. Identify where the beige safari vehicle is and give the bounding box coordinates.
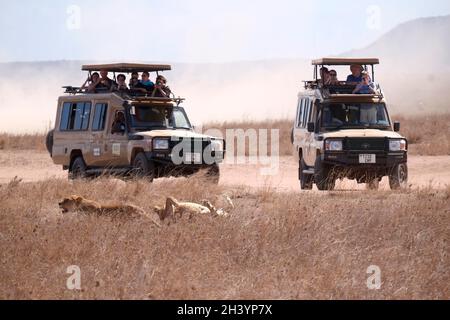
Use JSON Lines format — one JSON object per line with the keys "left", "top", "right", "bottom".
{"left": 291, "top": 58, "right": 408, "bottom": 191}
{"left": 46, "top": 63, "right": 225, "bottom": 182}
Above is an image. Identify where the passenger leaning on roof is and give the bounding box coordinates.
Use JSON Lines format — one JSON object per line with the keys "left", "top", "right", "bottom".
{"left": 319, "top": 67, "right": 330, "bottom": 85}
{"left": 353, "top": 71, "right": 376, "bottom": 94}
{"left": 129, "top": 72, "right": 140, "bottom": 88}
{"left": 134, "top": 71, "right": 155, "bottom": 93}
{"left": 112, "top": 74, "right": 129, "bottom": 92}
{"left": 154, "top": 75, "right": 172, "bottom": 97}
{"left": 94, "top": 69, "right": 116, "bottom": 92}
{"left": 81, "top": 72, "right": 100, "bottom": 93}
{"left": 328, "top": 70, "right": 340, "bottom": 85}
{"left": 346, "top": 64, "right": 363, "bottom": 84}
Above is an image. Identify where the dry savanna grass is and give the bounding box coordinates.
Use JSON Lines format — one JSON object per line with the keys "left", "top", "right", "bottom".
{"left": 0, "top": 176, "right": 449, "bottom": 300}
{"left": 1, "top": 113, "right": 449, "bottom": 156}
{"left": 0, "top": 133, "right": 47, "bottom": 151}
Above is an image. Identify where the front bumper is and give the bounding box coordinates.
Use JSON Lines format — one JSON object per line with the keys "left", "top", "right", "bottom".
{"left": 145, "top": 150, "right": 225, "bottom": 165}
{"left": 323, "top": 151, "right": 407, "bottom": 168}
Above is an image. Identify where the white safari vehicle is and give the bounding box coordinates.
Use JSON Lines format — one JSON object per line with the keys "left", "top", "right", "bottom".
{"left": 291, "top": 58, "right": 408, "bottom": 191}
{"left": 46, "top": 63, "right": 225, "bottom": 182}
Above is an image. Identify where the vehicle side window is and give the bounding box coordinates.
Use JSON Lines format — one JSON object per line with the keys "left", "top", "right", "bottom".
{"left": 296, "top": 99, "right": 304, "bottom": 128}
{"left": 307, "top": 100, "right": 314, "bottom": 123}
{"left": 92, "top": 103, "right": 108, "bottom": 131}
{"left": 302, "top": 99, "right": 310, "bottom": 128}
{"left": 60, "top": 102, "right": 91, "bottom": 131}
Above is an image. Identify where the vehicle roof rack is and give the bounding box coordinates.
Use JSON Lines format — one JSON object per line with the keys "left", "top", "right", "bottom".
{"left": 312, "top": 57, "right": 380, "bottom": 66}
{"left": 81, "top": 63, "right": 172, "bottom": 73}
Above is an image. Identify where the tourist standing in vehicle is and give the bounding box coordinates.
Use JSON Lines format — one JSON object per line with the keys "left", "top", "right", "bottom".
{"left": 113, "top": 74, "right": 129, "bottom": 92}
{"left": 319, "top": 67, "right": 330, "bottom": 85}
{"left": 81, "top": 72, "right": 100, "bottom": 93}
{"left": 346, "top": 64, "right": 363, "bottom": 84}
{"left": 98, "top": 69, "right": 116, "bottom": 91}
{"left": 129, "top": 72, "right": 139, "bottom": 88}
{"left": 154, "top": 75, "right": 172, "bottom": 97}
{"left": 353, "top": 71, "right": 376, "bottom": 94}
{"left": 328, "top": 70, "right": 340, "bottom": 85}
{"left": 134, "top": 71, "right": 155, "bottom": 94}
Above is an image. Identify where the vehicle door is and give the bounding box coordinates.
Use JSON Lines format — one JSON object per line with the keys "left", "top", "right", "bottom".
{"left": 105, "top": 107, "right": 130, "bottom": 167}
{"left": 88, "top": 102, "right": 110, "bottom": 167}
{"left": 294, "top": 98, "right": 306, "bottom": 155}
{"left": 303, "top": 98, "right": 316, "bottom": 166}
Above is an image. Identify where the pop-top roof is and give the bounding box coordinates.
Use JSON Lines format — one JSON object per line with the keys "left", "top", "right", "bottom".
{"left": 81, "top": 63, "right": 172, "bottom": 73}
{"left": 312, "top": 58, "right": 380, "bottom": 66}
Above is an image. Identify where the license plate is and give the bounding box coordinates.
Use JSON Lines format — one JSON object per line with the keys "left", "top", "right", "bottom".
{"left": 184, "top": 152, "right": 202, "bottom": 164}
{"left": 359, "top": 154, "right": 376, "bottom": 164}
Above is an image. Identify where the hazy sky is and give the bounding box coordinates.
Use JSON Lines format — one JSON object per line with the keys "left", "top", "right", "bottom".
{"left": 1, "top": 0, "right": 449, "bottom": 63}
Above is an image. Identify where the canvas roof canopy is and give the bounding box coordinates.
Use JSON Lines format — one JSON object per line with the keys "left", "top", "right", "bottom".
{"left": 82, "top": 63, "right": 172, "bottom": 73}
{"left": 312, "top": 58, "right": 380, "bottom": 66}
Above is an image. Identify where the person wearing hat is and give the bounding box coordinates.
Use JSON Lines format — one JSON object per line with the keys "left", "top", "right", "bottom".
{"left": 346, "top": 64, "right": 363, "bottom": 84}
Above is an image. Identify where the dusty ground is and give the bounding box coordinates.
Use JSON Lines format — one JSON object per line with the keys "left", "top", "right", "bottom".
{"left": 1, "top": 150, "right": 449, "bottom": 191}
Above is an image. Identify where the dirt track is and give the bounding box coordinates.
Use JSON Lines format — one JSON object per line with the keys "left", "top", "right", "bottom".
{"left": 1, "top": 150, "right": 449, "bottom": 191}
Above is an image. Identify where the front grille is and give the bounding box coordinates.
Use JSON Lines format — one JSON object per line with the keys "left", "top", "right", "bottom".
{"left": 345, "top": 138, "right": 386, "bottom": 151}
{"left": 168, "top": 138, "right": 211, "bottom": 154}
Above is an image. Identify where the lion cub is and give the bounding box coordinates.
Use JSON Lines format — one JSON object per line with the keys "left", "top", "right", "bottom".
{"left": 59, "top": 195, "right": 160, "bottom": 227}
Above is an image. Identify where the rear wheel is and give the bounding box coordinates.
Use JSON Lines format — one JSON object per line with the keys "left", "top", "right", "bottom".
{"left": 389, "top": 164, "right": 408, "bottom": 190}
{"left": 45, "top": 129, "right": 54, "bottom": 156}
{"left": 132, "top": 152, "right": 155, "bottom": 181}
{"left": 205, "top": 164, "right": 220, "bottom": 184}
{"left": 299, "top": 158, "right": 313, "bottom": 190}
{"left": 314, "top": 157, "right": 335, "bottom": 191}
{"left": 69, "top": 156, "right": 87, "bottom": 180}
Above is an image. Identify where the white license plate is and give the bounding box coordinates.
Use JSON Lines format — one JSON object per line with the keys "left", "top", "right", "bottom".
{"left": 184, "top": 152, "right": 202, "bottom": 163}
{"left": 359, "top": 154, "right": 376, "bottom": 164}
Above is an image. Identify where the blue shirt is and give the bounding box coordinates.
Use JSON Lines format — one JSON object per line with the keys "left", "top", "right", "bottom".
{"left": 347, "top": 74, "right": 363, "bottom": 83}
{"left": 354, "top": 83, "right": 375, "bottom": 94}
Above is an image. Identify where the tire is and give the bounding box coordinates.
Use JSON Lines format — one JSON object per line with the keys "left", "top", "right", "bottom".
{"left": 314, "top": 157, "right": 335, "bottom": 191}
{"left": 389, "top": 164, "right": 408, "bottom": 190}
{"left": 69, "top": 156, "right": 87, "bottom": 180}
{"left": 366, "top": 178, "right": 380, "bottom": 190}
{"left": 205, "top": 163, "right": 220, "bottom": 184}
{"left": 299, "top": 158, "right": 313, "bottom": 190}
{"left": 45, "top": 129, "right": 54, "bottom": 156}
{"left": 290, "top": 128, "right": 294, "bottom": 145}
{"left": 132, "top": 152, "right": 155, "bottom": 181}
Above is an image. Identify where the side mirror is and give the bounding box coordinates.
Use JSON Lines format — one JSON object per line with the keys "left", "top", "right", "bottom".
{"left": 307, "top": 122, "right": 315, "bottom": 133}
{"left": 394, "top": 121, "right": 401, "bottom": 132}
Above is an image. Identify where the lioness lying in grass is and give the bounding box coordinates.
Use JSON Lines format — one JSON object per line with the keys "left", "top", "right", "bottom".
{"left": 58, "top": 195, "right": 161, "bottom": 227}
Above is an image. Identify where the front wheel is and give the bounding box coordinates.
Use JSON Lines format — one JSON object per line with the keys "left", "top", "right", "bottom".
{"left": 389, "top": 163, "right": 408, "bottom": 190}
{"left": 300, "top": 158, "right": 313, "bottom": 190}
{"left": 132, "top": 153, "right": 155, "bottom": 181}
{"left": 314, "top": 157, "right": 335, "bottom": 191}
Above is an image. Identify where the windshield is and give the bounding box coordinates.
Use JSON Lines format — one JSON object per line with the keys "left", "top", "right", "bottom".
{"left": 129, "top": 105, "right": 192, "bottom": 130}
{"left": 321, "top": 103, "right": 390, "bottom": 130}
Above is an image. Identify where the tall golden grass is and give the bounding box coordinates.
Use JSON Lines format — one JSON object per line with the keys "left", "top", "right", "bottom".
{"left": 1, "top": 177, "right": 449, "bottom": 299}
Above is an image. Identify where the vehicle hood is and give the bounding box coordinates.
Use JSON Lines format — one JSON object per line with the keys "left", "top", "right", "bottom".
{"left": 133, "top": 130, "right": 221, "bottom": 140}
{"left": 322, "top": 129, "right": 404, "bottom": 139}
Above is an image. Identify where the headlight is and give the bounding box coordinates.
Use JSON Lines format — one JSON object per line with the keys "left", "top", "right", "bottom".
{"left": 389, "top": 139, "right": 407, "bottom": 152}
{"left": 153, "top": 139, "right": 169, "bottom": 150}
{"left": 325, "top": 140, "right": 343, "bottom": 151}
{"left": 210, "top": 140, "right": 223, "bottom": 152}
